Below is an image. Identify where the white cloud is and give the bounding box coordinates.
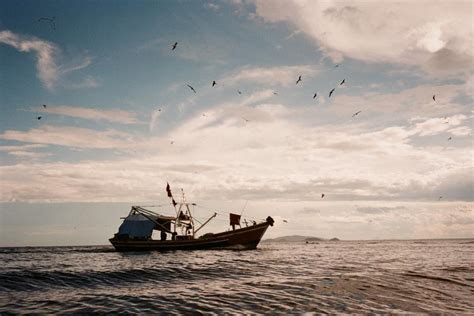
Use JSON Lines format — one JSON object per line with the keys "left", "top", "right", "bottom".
{"left": 65, "top": 76, "right": 100, "bottom": 90}
{"left": 0, "top": 30, "right": 92, "bottom": 90}
{"left": 0, "top": 125, "right": 135, "bottom": 149}
{"left": 221, "top": 65, "right": 319, "bottom": 87}
{"left": 36, "top": 105, "right": 140, "bottom": 124}
{"left": 248, "top": 0, "right": 473, "bottom": 75}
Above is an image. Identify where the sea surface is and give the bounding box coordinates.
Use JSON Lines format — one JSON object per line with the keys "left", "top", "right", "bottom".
{"left": 1, "top": 239, "right": 473, "bottom": 314}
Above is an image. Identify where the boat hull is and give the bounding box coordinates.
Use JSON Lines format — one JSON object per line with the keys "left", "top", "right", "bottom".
{"left": 109, "top": 221, "right": 271, "bottom": 252}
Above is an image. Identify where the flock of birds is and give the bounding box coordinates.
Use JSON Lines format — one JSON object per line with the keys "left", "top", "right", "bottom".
{"left": 32, "top": 26, "right": 453, "bottom": 202}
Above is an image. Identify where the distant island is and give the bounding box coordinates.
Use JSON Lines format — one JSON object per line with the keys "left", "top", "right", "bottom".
{"left": 262, "top": 235, "right": 340, "bottom": 243}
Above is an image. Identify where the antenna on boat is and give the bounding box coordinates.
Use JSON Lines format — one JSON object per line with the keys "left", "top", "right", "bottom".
{"left": 240, "top": 200, "right": 248, "bottom": 216}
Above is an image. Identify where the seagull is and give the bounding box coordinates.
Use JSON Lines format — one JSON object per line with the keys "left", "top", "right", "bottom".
{"left": 273, "top": 91, "right": 278, "bottom": 95}
{"left": 313, "top": 92, "right": 318, "bottom": 99}
{"left": 447, "top": 136, "right": 452, "bottom": 141}
{"left": 321, "top": 194, "right": 325, "bottom": 198}
{"left": 38, "top": 17, "right": 56, "bottom": 30}
{"left": 237, "top": 90, "right": 242, "bottom": 94}
{"left": 438, "top": 196, "right": 443, "bottom": 200}
{"left": 242, "top": 117, "right": 249, "bottom": 122}
{"left": 340, "top": 79, "right": 345, "bottom": 86}
{"left": 202, "top": 114, "right": 207, "bottom": 117}
{"left": 212, "top": 80, "right": 217, "bottom": 87}
{"left": 42, "top": 104, "right": 47, "bottom": 109}
{"left": 172, "top": 42, "right": 178, "bottom": 50}
{"left": 37, "top": 116, "right": 42, "bottom": 120}
{"left": 352, "top": 111, "right": 362, "bottom": 117}
{"left": 283, "top": 219, "right": 288, "bottom": 223}
{"left": 170, "top": 141, "right": 174, "bottom": 145}
{"left": 329, "top": 88, "right": 335, "bottom": 98}
{"left": 296, "top": 75, "right": 302, "bottom": 85}
{"left": 334, "top": 64, "right": 339, "bottom": 68}
{"left": 186, "top": 84, "right": 196, "bottom": 93}
{"left": 433, "top": 95, "right": 436, "bottom": 102}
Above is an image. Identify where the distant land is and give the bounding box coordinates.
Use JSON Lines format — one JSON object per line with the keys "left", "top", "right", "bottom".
{"left": 262, "top": 235, "right": 340, "bottom": 243}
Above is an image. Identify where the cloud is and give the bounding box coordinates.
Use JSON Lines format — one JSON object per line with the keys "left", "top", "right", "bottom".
{"left": 149, "top": 107, "right": 163, "bottom": 132}
{"left": 65, "top": 76, "right": 100, "bottom": 90}
{"left": 35, "top": 105, "right": 140, "bottom": 124}
{"left": 248, "top": 0, "right": 473, "bottom": 75}
{"left": 204, "top": 2, "right": 220, "bottom": 11}
{"left": 221, "top": 65, "right": 319, "bottom": 87}
{"left": 356, "top": 206, "right": 406, "bottom": 214}
{"left": 0, "top": 30, "right": 92, "bottom": 90}
{"left": 0, "top": 125, "right": 135, "bottom": 149}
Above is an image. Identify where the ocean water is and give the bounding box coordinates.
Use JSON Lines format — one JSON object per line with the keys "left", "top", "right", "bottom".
{"left": 1, "top": 239, "right": 473, "bottom": 314}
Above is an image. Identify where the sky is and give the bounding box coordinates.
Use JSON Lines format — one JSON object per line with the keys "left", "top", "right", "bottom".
{"left": 0, "top": 0, "right": 473, "bottom": 246}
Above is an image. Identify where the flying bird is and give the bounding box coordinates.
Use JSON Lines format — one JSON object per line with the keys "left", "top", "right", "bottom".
{"left": 237, "top": 90, "right": 242, "bottom": 95}
{"left": 438, "top": 196, "right": 443, "bottom": 200}
{"left": 448, "top": 136, "right": 452, "bottom": 141}
{"left": 433, "top": 95, "right": 436, "bottom": 102}
{"left": 334, "top": 64, "right": 339, "bottom": 68}
{"left": 321, "top": 194, "right": 325, "bottom": 198}
{"left": 313, "top": 92, "right": 317, "bottom": 99}
{"left": 296, "top": 75, "right": 302, "bottom": 85}
{"left": 170, "top": 141, "right": 174, "bottom": 145}
{"left": 283, "top": 219, "right": 288, "bottom": 223}
{"left": 42, "top": 104, "right": 47, "bottom": 109}
{"left": 329, "top": 88, "right": 335, "bottom": 98}
{"left": 186, "top": 84, "right": 196, "bottom": 93}
{"left": 37, "top": 116, "right": 42, "bottom": 120}
{"left": 172, "top": 42, "right": 178, "bottom": 50}
{"left": 38, "top": 17, "right": 56, "bottom": 30}
{"left": 212, "top": 80, "right": 217, "bottom": 87}
{"left": 273, "top": 91, "right": 278, "bottom": 95}
{"left": 202, "top": 114, "right": 207, "bottom": 117}
{"left": 242, "top": 117, "right": 249, "bottom": 122}
{"left": 352, "top": 111, "right": 362, "bottom": 117}
{"left": 340, "top": 79, "right": 345, "bottom": 86}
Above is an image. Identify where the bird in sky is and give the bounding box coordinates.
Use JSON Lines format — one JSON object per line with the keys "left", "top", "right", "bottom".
{"left": 237, "top": 90, "right": 242, "bottom": 94}
{"left": 38, "top": 17, "right": 56, "bottom": 30}
{"left": 438, "top": 196, "right": 443, "bottom": 200}
{"left": 313, "top": 92, "right": 317, "bottom": 99}
{"left": 186, "top": 84, "right": 196, "bottom": 93}
{"left": 334, "top": 64, "right": 339, "bottom": 68}
{"left": 433, "top": 95, "right": 436, "bottom": 102}
{"left": 42, "top": 104, "right": 47, "bottom": 109}
{"left": 321, "top": 194, "right": 325, "bottom": 198}
{"left": 448, "top": 136, "right": 452, "bottom": 141}
{"left": 273, "top": 91, "right": 278, "bottom": 95}
{"left": 329, "top": 88, "right": 335, "bottom": 98}
{"left": 202, "top": 114, "right": 207, "bottom": 117}
{"left": 340, "top": 79, "right": 345, "bottom": 85}
{"left": 37, "top": 116, "right": 42, "bottom": 120}
{"left": 296, "top": 75, "right": 302, "bottom": 85}
{"left": 172, "top": 42, "right": 178, "bottom": 50}
{"left": 283, "top": 219, "right": 288, "bottom": 223}
{"left": 170, "top": 141, "right": 174, "bottom": 145}
{"left": 242, "top": 117, "right": 249, "bottom": 122}
{"left": 352, "top": 111, "right": 362, "bottom": 117}
{"left": 212, "top": 80, "right": 217, "bottom": 87}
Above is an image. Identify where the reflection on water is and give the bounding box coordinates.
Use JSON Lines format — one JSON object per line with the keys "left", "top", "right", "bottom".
{"left": 1, "top": 240, "right": 473, "bottom": 313}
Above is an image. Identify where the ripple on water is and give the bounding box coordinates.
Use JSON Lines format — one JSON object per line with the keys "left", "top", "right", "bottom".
{"left": 0, "top": 240, "right": 473, "bottom": 314}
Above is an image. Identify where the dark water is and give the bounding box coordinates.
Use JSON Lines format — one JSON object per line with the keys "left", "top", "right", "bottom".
{"left": 1, "top": 240, "right": 473, "bottom": 314}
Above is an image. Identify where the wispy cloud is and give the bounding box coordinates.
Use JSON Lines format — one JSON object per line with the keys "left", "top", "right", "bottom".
{"left": 0, "top": 30, "right": 92, "bottom": 90}
{"left": 35, "top": 105, "right": 140, "bottom": 124}
{"left": 0, "top": 125, "right": 135, "bottom": 149}
{"left": 220, "top": 65, "right": 319, "bottom": 87}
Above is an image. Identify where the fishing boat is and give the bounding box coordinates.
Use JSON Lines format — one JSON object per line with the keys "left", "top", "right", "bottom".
{"left": 109, "top": 184, "right": 274, "bottom": 251}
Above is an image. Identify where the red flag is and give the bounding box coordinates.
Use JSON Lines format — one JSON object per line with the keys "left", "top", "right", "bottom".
{"left": 166, "top": 182, "right": 172, "bottom": 198}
